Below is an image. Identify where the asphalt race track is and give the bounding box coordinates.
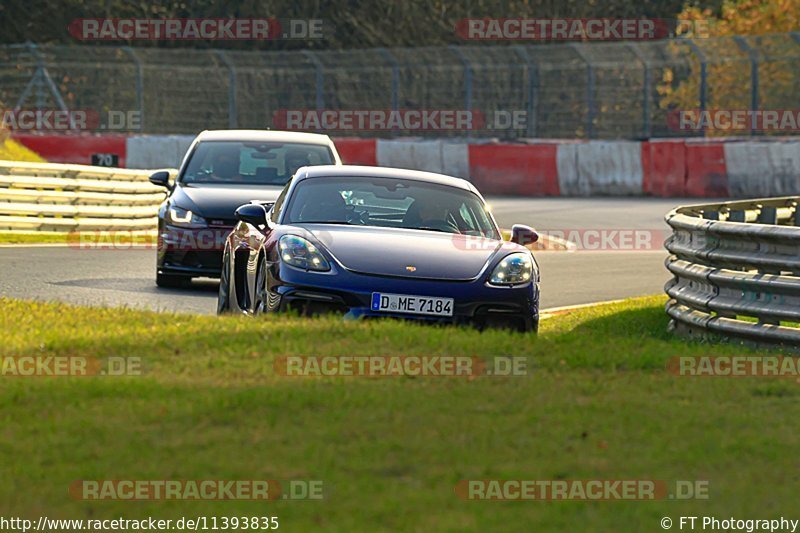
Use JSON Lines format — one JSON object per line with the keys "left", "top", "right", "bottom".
{"left": 0, "top": 197, "right": 693, "bottom": 314}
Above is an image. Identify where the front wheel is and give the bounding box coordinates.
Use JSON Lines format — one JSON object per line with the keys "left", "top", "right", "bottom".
{"left": 253, "top": 257, "right": 268, "bottom": 315}
{"left": 217, "top": 248, "right": 233, "bottom": 314}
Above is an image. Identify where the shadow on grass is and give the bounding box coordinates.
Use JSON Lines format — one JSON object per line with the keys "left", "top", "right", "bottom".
{"left": 536, "top": 297, "right": 781, "bottom": 371}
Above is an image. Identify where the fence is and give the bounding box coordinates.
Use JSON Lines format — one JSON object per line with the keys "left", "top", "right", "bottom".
{"left": 2, "top": 33, "right": 800, "bottom": 139}
{"left": 664, "top": 197, "right": 800, "bottom": 350}
{"left": 0, "top": 161, "right": 165, "bottom": 231}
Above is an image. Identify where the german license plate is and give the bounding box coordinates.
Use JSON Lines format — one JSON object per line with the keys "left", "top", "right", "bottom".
{"left": 370, "top": 293, "right": 454, "bottom": 317}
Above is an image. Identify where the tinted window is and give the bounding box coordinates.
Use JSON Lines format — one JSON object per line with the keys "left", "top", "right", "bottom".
{"left": 284, "top": 177, "right": 499, "bottom": 239}
{"left": 181, "top": 141, "right": 334, "bottom": 186}
{"left": 270, "top": 181, "right": 291, "bottom": 223}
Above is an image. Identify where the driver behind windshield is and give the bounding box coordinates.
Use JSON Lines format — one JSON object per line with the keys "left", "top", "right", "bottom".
{"left": 285, "top": 149, "right": 311, "bottom": 177}
{"left": 209, "top": 150, "right": 240, "bottom": 181}
{"left": 404, "top": 196, "right": 460, "bottom": 233}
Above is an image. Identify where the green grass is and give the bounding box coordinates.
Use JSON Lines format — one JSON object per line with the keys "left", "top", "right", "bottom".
{"left": 0, "top": 296, "right": 797, "bottom": 531}
{"left": 0, "top": 232, "right": 157, "bottom": 245}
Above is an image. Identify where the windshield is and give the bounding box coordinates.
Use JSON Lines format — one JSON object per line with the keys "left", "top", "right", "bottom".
{"left": 284, "top": 177, "right": 500, "bottom": 239}
{"left": 180, "top": 140, "right": 335, "bottom": 185}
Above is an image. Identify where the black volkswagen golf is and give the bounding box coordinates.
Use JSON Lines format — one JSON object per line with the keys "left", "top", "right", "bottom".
{"left": 148, "top": 130, "right": 341, "bottom": 287}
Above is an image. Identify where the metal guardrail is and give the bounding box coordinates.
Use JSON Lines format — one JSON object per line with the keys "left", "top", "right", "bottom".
{"left": 664, "top": 197, "right": 800, "bottom": 350}
{"left": 0, "top": 160, "right": 166, "bottom": 231}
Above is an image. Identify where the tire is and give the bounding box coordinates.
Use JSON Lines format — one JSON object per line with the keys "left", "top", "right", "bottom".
{"left": 156, "top": 272, "right": 189, "bottom": 288}
{"left": 253, "top": 257, "right": 268, "bottom": 315}
{"left": 217, "top": 248, "right": 233, "bottom": 314}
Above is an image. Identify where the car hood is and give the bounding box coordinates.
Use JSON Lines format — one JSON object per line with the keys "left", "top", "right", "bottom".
{"left": 299, "top": 225, "right": 511, "bottom": 281}
{"left": 173, "top": 184, "right": 283, "bottom": 220}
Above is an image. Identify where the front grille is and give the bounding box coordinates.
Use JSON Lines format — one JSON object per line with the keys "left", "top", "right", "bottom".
{"left": 208, "top": 219, "right": 236, "bottom": 228}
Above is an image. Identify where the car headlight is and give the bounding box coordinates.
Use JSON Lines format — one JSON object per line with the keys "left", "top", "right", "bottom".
{"left": 279, "top": 235, "right": 330, "bottom": 272}
{"left": 167, "top": 205, "right": 206, "bottom": 229}
{"left": 489, "top": 252, "right": 534, "bottom": 285}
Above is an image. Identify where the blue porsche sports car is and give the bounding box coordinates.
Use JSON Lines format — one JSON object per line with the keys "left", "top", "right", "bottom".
{"left": 217, "top": 165, "right": 541, "bottom": 332}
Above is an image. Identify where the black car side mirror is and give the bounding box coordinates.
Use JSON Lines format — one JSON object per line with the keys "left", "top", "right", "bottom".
{"left": 148, "top": 170, "right": 172, "bottom": 190}
{"left": 235, "top": 204, "right": 268, "bottom": 227}
{"left": 510, "top": 224, "right": 539, "bottom": 246}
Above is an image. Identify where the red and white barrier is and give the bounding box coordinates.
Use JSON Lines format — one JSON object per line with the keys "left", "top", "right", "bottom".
{"left": 375, "top": 140, "right": 469, "bottom": 179}
{"left": 126, "top": 135, "right": 194, "bottom": 169}
{"left": 724, "top": 141, "right": 800, "bottom": 197}
{"left": 470, "top": 143, "right": 560, "bottom": 195}
{"left": 684, "top": 140, "right": 728, "bottom": 197}
{"left": 9, "top": 133, "right": 800, "bottom": 198}
{"left": 333, "top": 138, "right": 377, "bottom": 166}
{"left": 642, "top": 139, "right": 686, "bottom": 196}
{"left": 11, "top": 133, "right": 128, "bottom": 167}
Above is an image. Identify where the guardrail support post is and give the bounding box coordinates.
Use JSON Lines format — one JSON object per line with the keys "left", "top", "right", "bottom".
{"left": 728, "top": 210, "right": 746, "bottom": 222}
{"left": 758, "top": 207, "right": 778, "bottom": 225}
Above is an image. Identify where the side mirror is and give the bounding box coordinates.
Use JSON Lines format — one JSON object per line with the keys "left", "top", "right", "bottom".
{"left": 250, "top": 200, "right": 275, "bottom": 211}
{"left": 510, "top": 224, "right": 538, "bottom": 246}
{"left": 148, "top": 170, "right": 172, "bottom": 189}
{"left": 235, "top": 204, "right": 268, "bottom": 227}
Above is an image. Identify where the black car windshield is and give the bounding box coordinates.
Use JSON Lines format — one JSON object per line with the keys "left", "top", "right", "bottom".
{"left": 284, "top": 177, "right": 500, "bottom": 239}
{"left": 180, "top": 140, "right": 335, "bottom": 185}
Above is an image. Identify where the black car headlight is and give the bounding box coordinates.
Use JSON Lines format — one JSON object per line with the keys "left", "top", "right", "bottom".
{"left": 279, "top": 235, "right": 330, "bottom": 272}
{"left": 489, "top": 252, "right": 534, "bottom": 285}
{"left": 167, "top": 205, "right": 206, "bottom": 229}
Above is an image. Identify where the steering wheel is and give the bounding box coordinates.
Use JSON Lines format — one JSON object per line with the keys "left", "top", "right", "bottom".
{"left": 345, "top": 205, "right": 367, "bottom": 225}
